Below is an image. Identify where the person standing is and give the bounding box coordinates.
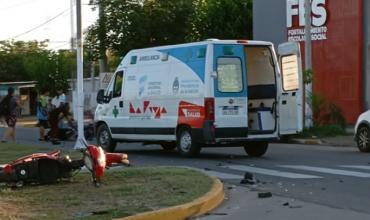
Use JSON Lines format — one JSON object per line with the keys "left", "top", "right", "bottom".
{"left": 52, "top": 89, "right": 66, "bottom": 108}
{"left": 1, "top": 87, "right": 21, "bottom": 143}
{"left": 36, "top": 89, "right": 50, "bottom": 141}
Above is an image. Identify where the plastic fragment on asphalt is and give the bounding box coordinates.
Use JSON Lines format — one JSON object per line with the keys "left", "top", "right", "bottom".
{"left": 258, "top": 192, "right": 272, "bottom": 198}
{"left": 283, "top": 202, "right": 289, "bottom": 206}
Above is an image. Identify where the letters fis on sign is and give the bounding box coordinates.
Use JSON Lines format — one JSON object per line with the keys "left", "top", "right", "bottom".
{"left": 286, "top": 0, "right": 327, "bottom": 27}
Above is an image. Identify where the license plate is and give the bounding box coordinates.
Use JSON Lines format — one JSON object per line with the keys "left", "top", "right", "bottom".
{"left": 222, "top": 106, "right": 239, "bottom": 115}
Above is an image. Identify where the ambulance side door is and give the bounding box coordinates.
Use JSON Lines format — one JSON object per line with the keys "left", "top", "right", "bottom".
{"left": 278, "top": 42, "right": 303, "bottom": 134}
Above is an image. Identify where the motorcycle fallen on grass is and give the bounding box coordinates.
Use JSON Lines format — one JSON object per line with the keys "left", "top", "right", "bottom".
{"left": 0, "top": 142, "right": 129, "bottom": 187}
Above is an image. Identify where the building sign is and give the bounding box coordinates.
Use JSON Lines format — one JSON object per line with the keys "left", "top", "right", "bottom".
{"left": 287, "top": 0, "right": 328, "bottom": 42}
{"left": 286, "top": 0, "right": 363, "bottom": 123}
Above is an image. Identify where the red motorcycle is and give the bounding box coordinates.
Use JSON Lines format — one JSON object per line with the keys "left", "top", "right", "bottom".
{"left": 0, "top": 143, "right": 129, "bottom": 187}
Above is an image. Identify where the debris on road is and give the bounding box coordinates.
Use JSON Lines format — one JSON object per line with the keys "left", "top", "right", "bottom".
{"left": 258, "top": 192, "right": 272, "bottom": 198}
{"left": 283, "top": 202, "right": 289, "bottom": 206}
{"left": 240, "top": 172, "right": 256, "bottom": 185}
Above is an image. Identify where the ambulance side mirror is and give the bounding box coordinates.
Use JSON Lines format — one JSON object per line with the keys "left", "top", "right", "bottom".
{"left": 96, "top": 89, "right": 105, "bottom": 104}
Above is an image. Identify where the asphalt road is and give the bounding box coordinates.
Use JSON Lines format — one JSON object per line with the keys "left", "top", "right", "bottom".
{"left": 2, "top": 126, "right": 370, "bottom": 219}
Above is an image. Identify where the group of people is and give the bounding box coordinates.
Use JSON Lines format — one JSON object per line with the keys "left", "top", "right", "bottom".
{"left": 0, "top": 87, "right": 74, "bottom": 145}
{"left": 37, "top": 89, "right": 73, "bottom": 145}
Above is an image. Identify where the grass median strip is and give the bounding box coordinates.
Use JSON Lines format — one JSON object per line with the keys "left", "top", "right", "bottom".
{"left": 0, "top": 143, "right": 213, "bottom": 220}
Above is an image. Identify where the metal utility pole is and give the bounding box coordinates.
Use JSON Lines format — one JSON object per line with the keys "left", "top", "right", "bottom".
{"left": 74, "top": 0, "right": 86, "bottom": 149}
{"left": 70, "top": 0, "right": 75, "bottom": 50}
{"left": 98, "top": 0, "right": 108, "bottom": 73}
{"left": 304, "top": 0, "right": 313, "bottom": 128}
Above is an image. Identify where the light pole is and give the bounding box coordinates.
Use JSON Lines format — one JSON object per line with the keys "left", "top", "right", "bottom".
{"left": 74, "top": 0, "right": 86, "bottom": 149}
{"left": 304, "top": 0, "right": 313, "bottom": 128}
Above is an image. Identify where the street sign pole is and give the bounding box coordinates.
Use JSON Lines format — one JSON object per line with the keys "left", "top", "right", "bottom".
{"left": 74, "top": 0, "right": 86, "bottom": 149}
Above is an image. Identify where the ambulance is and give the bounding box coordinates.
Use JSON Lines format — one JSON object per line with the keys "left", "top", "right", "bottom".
{"left": 94, "top": 39, "right": 303, "bottom": 157}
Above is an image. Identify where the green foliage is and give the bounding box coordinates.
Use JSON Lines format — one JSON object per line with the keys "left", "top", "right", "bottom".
{"left": 308, "top": 92, "right": 347, "bottom": 128}
{"left": 322, "top": 102, "right": 347, "bottom": 129}
{"left": 188, "top": 0, "right": 253, "bottom": 41}
{"left": 86, "top": 0, "right": 196, "bottom": 63}
{"left": 0, "top": 40, "right": 48, "bottom": 82}
{"left": 85, "top": 0, "right": 252, "bottom": 63}
{"left": 303, "top": 69, "right": 313, "bottom": 84}
{"left": 0, "top": 40, "right": 73, "bottom": 94}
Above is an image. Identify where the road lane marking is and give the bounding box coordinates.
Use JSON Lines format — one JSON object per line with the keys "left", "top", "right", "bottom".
{"left": 224, "top": 165, "right": 322, "bottom": 179}
{"left": 339, "top": 165, "right": 370, "bottom": 170}
{"left": 279, "top": 165, "right": 370, "bottom": 178}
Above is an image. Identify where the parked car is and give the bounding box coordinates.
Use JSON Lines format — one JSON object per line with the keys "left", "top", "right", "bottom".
{"left": 354, "top": 110, "right": 370, "bottom": 152}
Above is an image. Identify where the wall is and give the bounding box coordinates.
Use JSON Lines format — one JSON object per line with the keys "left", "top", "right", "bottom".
{"left": 253, "top": 0, "right": 286, "bottom": 46}
{"left": 69, "top": 77, "right": 100, "bottom": 118}
{"left": 254, "top": 0, "right": 365, "bottom": 124}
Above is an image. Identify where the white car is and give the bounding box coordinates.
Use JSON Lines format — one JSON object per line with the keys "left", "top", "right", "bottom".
{"left": 354, "top": 110, "right": 370, "bottom": 152}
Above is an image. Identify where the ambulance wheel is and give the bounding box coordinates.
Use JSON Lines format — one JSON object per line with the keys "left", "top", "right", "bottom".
{"left": 160, "top": 142, "right": 176, "bottom": 151}
{"left": 96, "top": 124, "right": 116, "bottom": 152}
{"left": 243, "top": 142, "right": 268, "bottom": 157}
{"left": 177, "top": 127, "right": 201, "bottom": 157}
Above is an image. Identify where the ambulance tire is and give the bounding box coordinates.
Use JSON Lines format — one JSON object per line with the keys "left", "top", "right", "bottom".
{"left": 96, "top": 124, "right": 117, "bottom": 152}
{"left": 177, "top": 127, "right": 201, "bottom": 157}
{"left": 243, "top": 142, "right": 268, "bottom": 157}
{"left": 160, "top": 142, "right": 177, "bottom": 151}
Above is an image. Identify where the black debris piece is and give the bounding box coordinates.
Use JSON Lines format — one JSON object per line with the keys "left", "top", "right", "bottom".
{"left": 258, "top": 192, "right": 272, "bottom": 198}
{"left": 211, "top": 213, "right": 228, "bottom": 216}
{"left": 240, "top": 172, "right": 256, "bottom": 185}
{"left": 283, "top": 202, "right": 289, "bottom": 206}
{"left": 244, "top": 172, "right": 254, "bottom": 180}
{"left": 240, "top": 178, "right": 256, "bottom": 184}
{"left": 204, "top": 167, "right": 211, "bottom": 171}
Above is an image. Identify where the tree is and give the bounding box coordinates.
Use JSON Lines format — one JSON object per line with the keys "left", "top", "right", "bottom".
{"left": 85, "top": 0, "right": 196, "bottom": 63}
{"left": 0, "top": 40, "right": 73, "bottom": 94}
{"left": 85, "top": 0, "right": 253, "bottom": 68}
{"left": 187, "top": 0, "right": 253, "bottom": 41}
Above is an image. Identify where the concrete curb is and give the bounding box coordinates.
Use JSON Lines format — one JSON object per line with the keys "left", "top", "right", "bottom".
{"left": 291, "top": 139, "right": 323, "bottom": 145}
{"left": 115, "top": 177, "right": 224, "bottom": 220}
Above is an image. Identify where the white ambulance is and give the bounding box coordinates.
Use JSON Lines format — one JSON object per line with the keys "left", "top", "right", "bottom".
{"left": 94, "top": 39, "right": 303, "bottom": 157}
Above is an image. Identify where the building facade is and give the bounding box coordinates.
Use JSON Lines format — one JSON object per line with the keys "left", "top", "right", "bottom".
{"left": 253, "top": 0, "right": 370, "bottom": 124}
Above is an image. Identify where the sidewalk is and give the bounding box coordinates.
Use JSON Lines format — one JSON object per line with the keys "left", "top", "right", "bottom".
{"left": 17, "top": 116, "right": 38, "bottom": 127}
{"left": 291, "top": 135, "right": 355, "bottom": 147}
{"left": 16, "top": 116, "right": 94, "bottom": 128}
